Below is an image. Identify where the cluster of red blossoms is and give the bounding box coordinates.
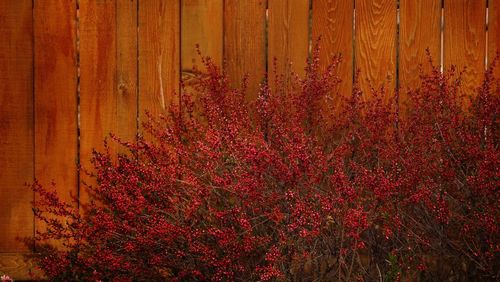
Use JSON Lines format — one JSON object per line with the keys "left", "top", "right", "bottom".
{"left": 30, "top": 46, "right": 499, "bottom": 281}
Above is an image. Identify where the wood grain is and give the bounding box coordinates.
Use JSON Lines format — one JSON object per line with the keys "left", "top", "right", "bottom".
{"left": 355, "top": 0, "right": 397, "bottom": 102}
{"left": 489, "top": 0, "right": 500, "bottom": 78}
{"left": 181, "top": 0, "right": 222, "bottom": 109}
{"left": 116, "top": 0, "right": 139, "bottom": 143}
{"left": 181, "top": 0, "right": 223, "bottom": 72}
{"left": 268, "top": 0, "right": 309, "bottom": 91}
{"left": 79, "top": 1, "right": 138, "bottom": 204}
{"left": 224, "top": 0, "right": 266, "bottom": 101}
{"left": 34, "top": 0, "right": 78, "bottom": 242}
{"left": 138, "top": 0, "right": 180, "bottom": 129}
{"left": 0, "top": 253, "right": 43, "bottom": 280}
{"left": 444, "top": 0, "right": 487, "bottom": 98}
{"left": 312, "top": 0, "right": 354, "bottom": 105}
{"left": 0, "top": 0, "right": 34, "bottom": 252}
{"left": 399, "top": 0, "right": 441, "bottom": 101}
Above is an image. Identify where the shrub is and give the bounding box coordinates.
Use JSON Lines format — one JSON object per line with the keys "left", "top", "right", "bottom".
{"left": 29, "top": 47, "right": 499, "bottom": 281}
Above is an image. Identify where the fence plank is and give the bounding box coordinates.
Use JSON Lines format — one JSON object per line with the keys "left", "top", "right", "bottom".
{"left": 139, "top": 0, "right": 180, "bottom": 129}
{"left": 34, "top": 0, "right": 78, "bottom": 240}
{"left": 312, "top": 0, "right": 354, "bottom": 105}
{"left": 224, "top": 0, "right": 266, "bottom": 100}
{"left": 182, "top": 0, "right": 223, "bottom": 73}
{"left": 444, "top": 0, "right": 487, "bottom": 98}
{"left": 116, "top": 0, "right": 138, "bottom": 143}
{"left": 79, "top": 0, "right": 115, "bottom": 205}
{"left": 181, "top": 0, "right": 222, "bottom": 109}
{"left": 489, "top": 0, "right": 500, "bottom": 78}
{"left": 399, "top": 0, "right": 441, "bottom": 102}
{"left": 0, "top": 0, "right": 33, "bottom": 252}
{"left": 355, "top": 0, "right": 397, "bottom": 101}
{"left": 80, "top": 1, "right": 138, "bottom": 203}
{"left": 268, "top": 0, "right": 309, "bottom": 90}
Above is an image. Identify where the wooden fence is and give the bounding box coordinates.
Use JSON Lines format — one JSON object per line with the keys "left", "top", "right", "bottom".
{"left": 0, "top": 0, "right": 498, "bottom": 278}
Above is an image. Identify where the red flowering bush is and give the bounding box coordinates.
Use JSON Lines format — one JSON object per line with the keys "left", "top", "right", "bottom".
{"left": 29, "top": 47, "right": 499, "bottom": 281}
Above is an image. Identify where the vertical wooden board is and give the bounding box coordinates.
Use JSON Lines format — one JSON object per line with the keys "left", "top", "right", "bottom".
{"left": 224, "top": 0, "right": 266, "bottom": 100}
{"left": 268, "top": 0, "right": 309, "bottom": 91}
{"left": 181, "top": 0, "right": 222, "bottom": 112}
{"left": 80, "top": 1, "right": 138, "bottom": 204}
{"left": 139, "top": 0, "right": 180, "bottom": 129}
{"left": 444, "top": 0, "right": 486, "bottom": 98}
{"left": 117, "top": 0, "right": 139, "bottom": 143}
{"left": 79, "top": 0, "right": 116, "bottom": 205}
{"left": 355, "top": 0, "right": 397, "bottom": 102}
{"left": 399, "top": 0, "right": 441, "bottom": 99}
{"left": 34, "top": 0, "right": 78, "bottom": 233}
{"left": 489, "top": 0, "right": 500, "bottom": 78}
{"left": 312, "top": 0, "right": 354, "bottom": 104}
{"left": 181, "top": 0, "right": 223, "bottom": 74}
{"left": 0, "top": 0, "right": 33, "bottom": 252}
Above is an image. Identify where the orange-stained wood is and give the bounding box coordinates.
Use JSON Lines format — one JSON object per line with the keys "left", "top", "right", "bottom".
{"left": 312, "top": 0, "right": 354, "bottom": 105}
{"left": 33, "top": 0, "right": 78, "bottom": 242}
{"left": 181, "top": 0, "right": 223, "bottom": 73}
{"left": 355, "top": 0, "right": 397, "bottom": 102}
{"left": 444, "top": 0, "right": 487, "bottom": 98}
{"left": 181, "top": 0, "right": 223, "bottom": 121}
{"left": 0, "top": 253, "right": 43, "bottom": 280}
{"left": 79, "top": 0, "right": 138, "bottom": 204}
{"left": 268, "top": 0, "right": 309, "bottom": 91}
{"left": 489, "top": 0, "right": 500, "bottom": 78}
{"left": 224, "top": 0, "right": 266, "bottom": 100}
{"left": 138, "top": 0, "right": 180, "bottom": 130}
{"left": 399, "top": 0, "right": 441, "bottom": 106}
{"left": 116, "top": 0, "right": 139, "bottom": 143}
{"left": 0, "top": 0, "right": 34, "bottom": 252}
{"left": 79, "top": 0, "right": 115, "bottom": 205}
